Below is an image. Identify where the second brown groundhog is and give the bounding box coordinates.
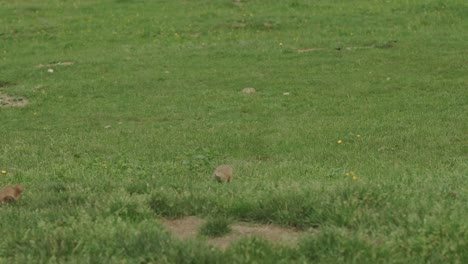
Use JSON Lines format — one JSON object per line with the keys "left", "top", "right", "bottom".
{"left": 213, "top": 165, "right": 233, "bottom": 183}
{"left": 0, "top": 184, "right": 24, "bottom": 203}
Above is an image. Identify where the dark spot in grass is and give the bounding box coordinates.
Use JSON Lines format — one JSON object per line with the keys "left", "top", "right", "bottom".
{"left": 375, "top": 40, "right": 397, "bottom": 49}
{"left": 0, "top": 81, "right": 14, "bottom": 87}
{"left": 149, "top": 193, "right": 188, "bottom": 218}
{"left": 199, "top": 217, "right": 231, "bottom": 237}
{"left": 66, "top": 194, "right": 87, "bottom": 206}
{"left": 446, "top": 191, "right": 457, "bottom": 198}
{"left": 334, "top": 40, "right": 397, "bottom": 51}
{"left": 48, "top": 182, "right": 67, "bottom": 193}
{"left": 226, "top": 19, "right": 281, "bottom": 31}
{"left": 126, "top": 181, "right": 149, "bottom": 195}
{"left": 327, "top": 168, "right": 344, "bottom": 179}
{"left": 110, "top": 200, "right": 148, "bottom": 221}
{"left": 20, "top": 7, "right": 42, "bottom": 13}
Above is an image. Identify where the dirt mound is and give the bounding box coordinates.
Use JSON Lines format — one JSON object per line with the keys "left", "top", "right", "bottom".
{"left": 0, "top": 92, "right": 29, "bottom": 107}
{"left": 161, "top": 216, "right": 308, "bottom": 250}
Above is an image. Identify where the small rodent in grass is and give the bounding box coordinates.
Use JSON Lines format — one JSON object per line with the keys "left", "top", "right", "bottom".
{"left": 213, "top": 165, "right": 233, "bottom": 183}
{"left": 0, "top": 185, "right": 24, "bottom": 203}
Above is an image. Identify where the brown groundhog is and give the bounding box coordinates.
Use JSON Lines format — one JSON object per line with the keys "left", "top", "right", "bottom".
{"left": 213, "top": 165, "right": 233, "bottom": 183}
{"left": 0, "top": 185, "right": 24, "bottom": 203}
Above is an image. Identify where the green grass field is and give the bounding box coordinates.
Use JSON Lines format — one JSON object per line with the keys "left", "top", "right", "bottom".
{"left": 1, "top": 0, "right": 467, "bottom": 263}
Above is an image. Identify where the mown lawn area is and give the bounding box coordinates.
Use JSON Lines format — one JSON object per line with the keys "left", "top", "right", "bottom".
{"left": 1, "top": 0, "right": 467, "bottom": 263}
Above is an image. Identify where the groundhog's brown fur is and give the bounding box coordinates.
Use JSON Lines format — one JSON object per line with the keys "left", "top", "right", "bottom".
{"left": 0, "top": 185, "right": 24, "bottom": 203}
{"left": 213, "top": 165, "right": 233, "bottom": 183}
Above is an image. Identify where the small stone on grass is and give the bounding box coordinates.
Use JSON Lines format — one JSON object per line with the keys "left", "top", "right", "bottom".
{"left": 242, "top": 87, "right": 256, "bottom": 94}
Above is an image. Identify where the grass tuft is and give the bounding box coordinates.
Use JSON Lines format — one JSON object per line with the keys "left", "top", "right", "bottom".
{"left": 199, "top": 217, "right": 232, "bottom": 237}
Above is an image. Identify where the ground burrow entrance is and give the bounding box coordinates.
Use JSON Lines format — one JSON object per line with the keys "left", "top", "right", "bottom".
{"left": 161, "top": 216, "right": 311, "bottom": 250}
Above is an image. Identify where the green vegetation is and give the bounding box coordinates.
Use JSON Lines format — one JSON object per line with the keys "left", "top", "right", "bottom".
{"left": 1, "top": 0, "right": 467, "bottom": 262}
{"left": 199, "top": 217, "right": 231, "bottom": 237}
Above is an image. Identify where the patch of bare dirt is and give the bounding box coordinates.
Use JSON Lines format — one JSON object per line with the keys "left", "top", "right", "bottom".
{"left": 297, "top": 47, "right": 326, "bottom": 53}
{"left": 161, "top": 216, "right": 309, "bottom": 250}
{"left": 36, "top": 61, "right": 74, "bottom": 68}
{"left": 241, "top": 87, "right": 256, "bottom": 94}
{"left": 0, "top": 92, "right": 29, "bottom": 107}
{"left": 162, "top": 216, "right": 205, "bottom": 240}
{"left": 296, "top": 40, "right": 396, "bottom": 53}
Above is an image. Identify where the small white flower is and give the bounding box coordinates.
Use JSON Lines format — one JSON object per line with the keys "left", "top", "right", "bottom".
{"left": 47, "top": 69, "right": 54, "bottom": 73}
{"left": 283, "top": 92, "right": 290, "bottom": 96}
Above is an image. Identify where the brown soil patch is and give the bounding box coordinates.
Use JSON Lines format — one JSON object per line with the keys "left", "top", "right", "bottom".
{"left": 0, "top": 92, "right": 29, "bottom": 107}
{"left": 161, "top": 216, "right": 308, "bottom": 250}
{"left": 297, "top": 47, "right": 325, "bottom": 53}
{"left": 296, "top": 41, "right": 395, "bottom": 53}
{"left": 162, "top": 216, "right": 205, "bottom": 240}
{"left": 241, "top": 87, "right": 256, "bottom": 94}
{"left": 36, "top": 61, "right": 74, "bottom": 68}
